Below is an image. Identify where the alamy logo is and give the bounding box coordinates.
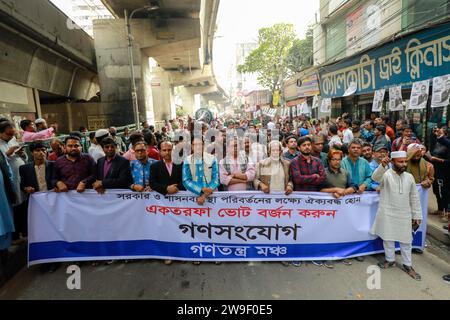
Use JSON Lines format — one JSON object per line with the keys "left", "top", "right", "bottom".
{"left": 66, "top": 265, "right": 81, "bottom": 290}
{"left": 366, "top": 265, "right": 381, "bottom": 290}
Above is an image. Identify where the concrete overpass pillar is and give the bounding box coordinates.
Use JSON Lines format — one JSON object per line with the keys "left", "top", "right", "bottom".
{"left": 93, "top": 19, "right": 144, "bottom": 126}
{"left": 200, "top": 95, "right": 210, "bottom": 108}
{"left": 150, "top": 67, "right": 175, "bottom": 123}
{"left": 141, "top": 56, "right": 155, "bottom": 125}
{"left": 178, "top": 87, "right": 195, "bottom": 116}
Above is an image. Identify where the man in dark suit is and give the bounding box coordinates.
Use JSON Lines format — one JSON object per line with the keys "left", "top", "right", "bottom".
{"left": 19, "top": 141, "right": 58, "bottom": 273}
{"left": 149, "top": 141, "right": 184, "bottom": 266}
{"left": 150, "top": 141, "right": 185, "bottom": 195}
{"left": 19, "top": 141, "right": 54, "bottom": 194}
{"left": 93, "top": 137, "right": 132, "bottom": 193}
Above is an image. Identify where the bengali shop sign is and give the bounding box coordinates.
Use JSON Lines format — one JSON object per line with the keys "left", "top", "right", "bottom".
{"left": 318, "top": 21, "right": 450, "bottom": 98}
{"left": 28, "top": 189, "right": 428, "bottom": 265}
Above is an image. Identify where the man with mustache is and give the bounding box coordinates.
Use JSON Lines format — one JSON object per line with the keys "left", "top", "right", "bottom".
{"left": 53, "top": 135, "right": 96, "bottom": 192}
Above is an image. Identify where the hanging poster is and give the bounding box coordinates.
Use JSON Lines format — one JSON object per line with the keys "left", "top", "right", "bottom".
{"left": 408, "top": 80, "right": 430, "bottom": 110}
{"left": 389, "top": 86, "right": 403, "bottom": 111}
{"left": 343, "top": 82, "right": 357, "bottom": 97}
{"left": 312, "top": 95, "right": 320, "bottom": 109}
{"left": 431, "top": 74, "right": 450, "bottom": 108}
{"left": 372, "top": 89, "right": 385, "bottom": 112}
{"left": 320, "top": 98, "right": 332, "bottom": 113}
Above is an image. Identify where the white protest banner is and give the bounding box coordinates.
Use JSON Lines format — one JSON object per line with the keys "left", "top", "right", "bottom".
{"left": 372, "top": 89, "right": 385, "bottom": 112}
{"left": 409, "top": 80, "right": 430, "bottom": 110}
{"left": 431, "top": 74, "right": 450, "bottom": 108}
{"left": 389, "top": 86, "right": 403, "bottom": 111}
{"left": 28, "top": 189, "right": 428, "bottom": 265}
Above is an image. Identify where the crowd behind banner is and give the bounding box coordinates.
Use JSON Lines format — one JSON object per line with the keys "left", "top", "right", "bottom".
{"left": 0, "top": 113, "right": 449, "bottom": 275}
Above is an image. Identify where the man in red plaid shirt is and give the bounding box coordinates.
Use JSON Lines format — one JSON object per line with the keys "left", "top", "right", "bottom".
{"left": 290, "top": 136, "right": 327, "bottom": 191}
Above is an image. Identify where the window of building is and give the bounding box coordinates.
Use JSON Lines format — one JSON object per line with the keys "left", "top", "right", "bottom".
{"left": 325, "top": 18, "right": 346, "bottom": 62}
{"left": 402, "top": 0, "right": 450, "bottom": 31}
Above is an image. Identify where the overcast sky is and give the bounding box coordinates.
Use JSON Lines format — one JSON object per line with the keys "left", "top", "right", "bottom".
{"left": 50, "top": 0, "right": 71, "bottom": 12}
{"left": 213, "top": 0, "right": 320, "bottom": 91}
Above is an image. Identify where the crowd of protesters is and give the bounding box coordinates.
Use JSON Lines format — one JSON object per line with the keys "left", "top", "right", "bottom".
{"left": 0, "top": 112, "right": 449, "bottom": 281}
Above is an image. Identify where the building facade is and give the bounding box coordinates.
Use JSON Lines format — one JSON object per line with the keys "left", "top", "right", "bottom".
{"left": 228, "top": 43, "right": 262, "bottom": 110}
{"left": 313, "top": 0, "right": 450, "bottom": 143}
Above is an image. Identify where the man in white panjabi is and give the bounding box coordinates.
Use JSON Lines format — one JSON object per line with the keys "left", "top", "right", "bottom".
{"left": 370, "top": 150, "right": 422, "bottom": 281}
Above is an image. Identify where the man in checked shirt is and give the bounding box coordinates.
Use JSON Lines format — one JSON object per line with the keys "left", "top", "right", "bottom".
{"left": 289, "top": 136, "right": 326, "bottom": 192}
{"left": 288, "top": 135, "right": 327, "bottom": 268}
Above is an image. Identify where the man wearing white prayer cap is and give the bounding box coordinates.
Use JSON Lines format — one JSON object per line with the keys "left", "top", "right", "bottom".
{"left": 34, "top": 118, "right": 47, "bottom": 131}
{"left": 390, "top": 151, "right": 407, "bottom": 158}
{"left": 89, "top": 129, "right": 110, "bottom": 163}
{"left": 370, "top": 149, "right": 423, "bottom": 280}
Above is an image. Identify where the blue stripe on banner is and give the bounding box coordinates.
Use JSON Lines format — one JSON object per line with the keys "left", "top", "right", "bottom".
{"left": 29, "top": 232, "right": 423, "bottom": 263}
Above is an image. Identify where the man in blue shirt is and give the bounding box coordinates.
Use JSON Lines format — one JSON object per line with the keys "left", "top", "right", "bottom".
{"left": 182, "top": 137, "right": 220, "bottom": 206}
{"left": 360, "top": 121, "right": 375, "bottom": 143}
{"left": 369, "top": 145, "right": 390, "bottom": 191}
{"left": 340, "top": 138, "right": 373, "bottom": 262}
{"left": 341, "top": 138, "right": 373, "bottom": 195}
{"left": 130, "top": 141, "right": 156, "bottom": 192}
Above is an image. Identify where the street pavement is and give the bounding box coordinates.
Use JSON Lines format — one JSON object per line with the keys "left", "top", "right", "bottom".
{"left": 0, "top": 242, "right": 449, "bottom": 300}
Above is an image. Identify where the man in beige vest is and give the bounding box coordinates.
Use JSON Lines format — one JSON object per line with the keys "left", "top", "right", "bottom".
{"left": 254, "top": 140, "right": 293, "bottom": 195}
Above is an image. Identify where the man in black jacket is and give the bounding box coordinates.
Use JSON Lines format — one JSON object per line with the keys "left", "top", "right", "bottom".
{"left": 19, "top": 141, "right": 53, "bottom": 240}
{"left": 149, "top": 141, "right": 184, "bottom": 195}
{"left": 19, "top": 141, "right": 58, "bottom": 272}
{"left": 93, "top": 137, "right": 132, "bottom": 193}
{"left": 20, "top": 141, "right": 54, "bottom": 194}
